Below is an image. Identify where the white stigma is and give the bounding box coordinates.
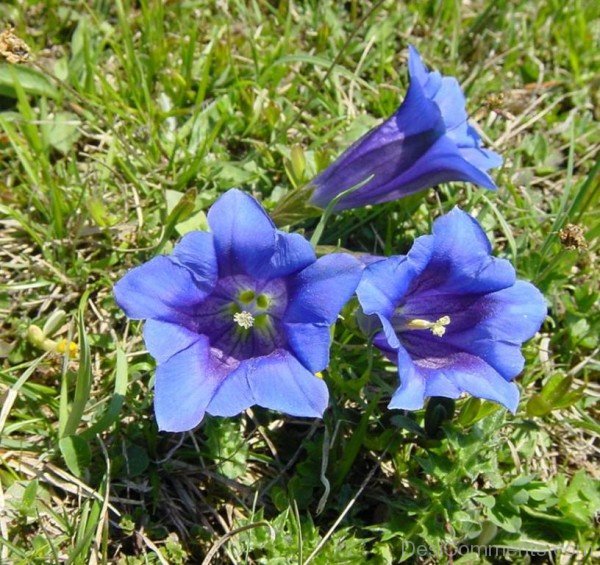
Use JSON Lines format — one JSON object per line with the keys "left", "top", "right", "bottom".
{"left": 234, "top": 310, "right": 255, "bottom": 329}
{"left": 406, "top": 315, "right": 451, "bottom": 337}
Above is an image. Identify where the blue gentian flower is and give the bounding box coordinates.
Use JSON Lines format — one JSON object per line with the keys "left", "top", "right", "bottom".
{"left": 114, "top": 189, "right": 362, "bottom": 431}
{"left": 309, "top": 46, "right": 503, "bottom": 211}
{"left": 356, "top": 209, "right": 546, "bottom": 412}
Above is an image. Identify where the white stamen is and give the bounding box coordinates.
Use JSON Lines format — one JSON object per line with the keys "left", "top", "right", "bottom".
{"left": 234, "top": 310, "right": 255, "bottom": 329}
{"left": 406, "top": 315, "right": 451, "bottom": 337}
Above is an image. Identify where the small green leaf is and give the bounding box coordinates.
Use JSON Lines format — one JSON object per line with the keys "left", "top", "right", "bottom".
{"left": 541, "top": 374, "right": 573, "bottom": 406}
{"left": 41, "top": 111, "right": 81, "bottom": 154}
{"left": 125, "top": 444, "right": 150, "bottom": 477}
{"left": 59, "top": 435, "right": 91, "bottom": 477}
{"left": 526, "top": 394, "right": 552, "bottom": 417}
{"left": 21, "top": 479, "right": 39, "bottom": 512}
{"left": 0, "top": 64, "right": 59, "bottom": 98}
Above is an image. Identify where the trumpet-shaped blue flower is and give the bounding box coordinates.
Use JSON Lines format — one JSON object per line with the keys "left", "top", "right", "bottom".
{"left": 356, "top": 209, "right": 546, "bottom": 412}
{"left": 310, "top": 46, "right": 502, "bottom": 211}
{"left": 115, "top": 189, "right": 362, "bottom": 431}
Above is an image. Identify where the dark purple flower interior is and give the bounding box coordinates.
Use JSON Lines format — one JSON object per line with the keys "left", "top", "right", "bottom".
{"left": 194, "top": 275, "right": 288, "bottom": 367}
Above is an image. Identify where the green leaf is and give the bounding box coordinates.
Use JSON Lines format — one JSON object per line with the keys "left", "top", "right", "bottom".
{"left": 41, "top": 111, "right": 81, "bottom": 154}
{"left": 0, "top": 64, "right": 59, "bottom": 98}
{"left": 21, "top": 479, "right": 39, "bottom": 512}
{"left": 526, "top": 394, "right": 552, "bottom": 417}
{"left": 59, "top": 435, "right": 92, "bottom": 477}
{"left": 125, "top": 444, "right": 150, "bottom": 477}
{"left": 81, "top": 348, "right": 128, "bottom": 440}
{"left": 205, "top": 418, "right": 248, "bottom": 479}
{"left": 59, "top": 295, "right": 92, "bottom": 438}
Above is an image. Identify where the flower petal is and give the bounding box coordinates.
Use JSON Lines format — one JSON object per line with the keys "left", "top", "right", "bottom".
{"left": 400, "top": 334, "right": 521, "bottom": 412}
{"left": 357, "top": 255, "right": 416, "bottom": 318}
{"left": 388, "top": 345, "right": 426, "bottom": 410}
{"left": 284, "top": 253, "right": 362, "bottom": 324}
{"left": 442, "top": 354, "right": 521, "bottom": 413}
{"left": 308, "top": 45, "right": 501, "bottom": 211}
{"left": 171, "top": 230, "right": 218, "bottom": 293}
{"left": 310, "top": 66, "right": 444, "bottom": 211}
{"left": 207, "top": 350, "right": 329, "bottom": 418}
{"left": 114, "top": 256, "right": 208, "bottom": 324}
{"left": 406, "top": 208, "right": 516, "bottom": 295}
{"left": 284, "top": 322, "right": 331, "bottom": 372}
{"left": 459, "top": 146, "right": 503, "bottom": 172}
{"left": 424, "top": 371, "right": 461, "bottom": 399}
{"left": 154, "top": 336, "right": 224, "bottom": 431}
{"left": 143, "top": 320, "right": 202, "bottom": 364}
{"left": 207, "top": 188, "right": 276, "bottom": 277}
{"left": 254, "top": 231, "right": 316, "bottom": 279}
{"left": 443, "top": 280, "right": 546, "bottom": 379}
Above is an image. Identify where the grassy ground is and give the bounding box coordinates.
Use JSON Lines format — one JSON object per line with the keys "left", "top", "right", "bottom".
{"left": 1, "top": 0, "right": 599, "bottom": 563}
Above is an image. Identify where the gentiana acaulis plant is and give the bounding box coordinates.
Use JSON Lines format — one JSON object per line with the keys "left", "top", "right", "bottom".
{"left": 114, "top": 189, "right": 362, "bottom": 432}
{"left": 356, "top": 209, "right": 547, "bottom": 412}
{"left": 307, "top": 45, "right": 503, "bottom": 211}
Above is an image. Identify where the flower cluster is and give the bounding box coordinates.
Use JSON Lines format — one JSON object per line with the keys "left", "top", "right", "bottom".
{"left": 115, "top": 46, "right": 546, "bottom": 432}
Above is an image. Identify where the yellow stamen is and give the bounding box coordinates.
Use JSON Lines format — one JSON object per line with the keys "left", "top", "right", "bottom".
{"left": 406, "top": 315, "right": 451, "bottom": 337}
{"left": 27, "top": 325, "right": 78, "bottom": 357}
{"left": 314, "top": 372, "right": 323, "bottom": 379}
{"left": 233, "top": 311, "right": 255, "bottom": 329}
{"left": 56, "top": 339, "right": 79, "bottom": 358}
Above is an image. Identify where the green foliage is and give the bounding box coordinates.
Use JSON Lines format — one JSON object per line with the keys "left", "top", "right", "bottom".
{"left": 1, "top": 0, "right": 598, "bottom": 562}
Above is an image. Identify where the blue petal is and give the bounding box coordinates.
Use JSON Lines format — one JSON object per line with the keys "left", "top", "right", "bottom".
{"left": 388, "top": 345, "right": 426, "bottom": 410}
{"left": 378, "top": 317, "right": 401, "bottom": 350}
{"left": 400, "top": 334, "right": 521, "bottom": 413}
{"left": 154, "top": 336, "right": 224, "bottom": 431}
{"left": 207, "top": 350, "right": 329, "bottom": 417}
{"left": 171, "top": 231, "right": 218, "bottom": 292}
{"left": 284, "top": 253, "right": 362, "bottom": 324}
{"left": 207, "top": 189, "right": 276, "bottom": 277}
{"left": 407, "top": 45, "right": 430, "bottom": 89}
{"left": 357, "top": 255, "right": 416, "bottom": 319}
{"left": 254, "top": 230, "right": 316, "bottom": 279}
{"left": 310, "top": 46, "right": 501, "bottom": 212}
{"left": 441, "top": 354, "right": 521, "bottom": 413}
{"left": 424, "top": 371, "right": 461, "bottom": 399}
{"left": 310, "top": 74, "right": 444, "bottom": 210}
{"left": 332, "top": 135, "right": 497, "bottom": 209}
{"left": 444, "top": 281, "right": 546, "bottom": 379}
{"left": 459, "top": 146, "right": 503, "bottom": 173}
{"left": 205, "top": 363, "right": 253, "bottom": 417}
{"left": 432, "top": 76, "right": 468, "bottom": 133}
{"left": 408, "top": 46, "right": 500, "bottom": 168}
{"left": 407, "top": 208, "right": 516, "bottom": 295}
{"left": 385, "top": 135, "right": 498, "bottom": 193}
{"left": 143, "top": 320, "right": 202, "bottom": 364}
{"left": 114, "top": 256, "right": 209, "bottom": 324}
{"left": 284, "top": 322, "right": 332, "bottom": 372}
